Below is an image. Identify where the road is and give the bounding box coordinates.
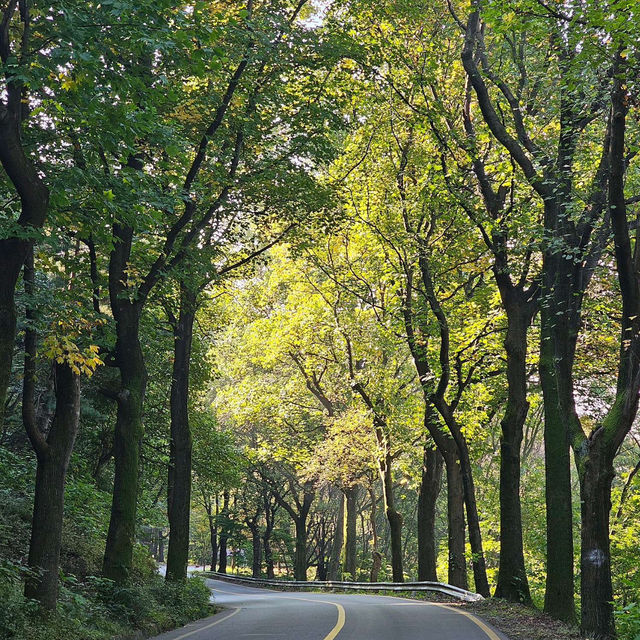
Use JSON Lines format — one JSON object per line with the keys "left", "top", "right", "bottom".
{"left": 150, "top": 577, "right": 510, "bottom": 640}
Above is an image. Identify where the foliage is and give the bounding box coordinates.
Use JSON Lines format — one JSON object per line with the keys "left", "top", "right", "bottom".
{"left": 0, "top": 561, "right": 211, "bottom": 640}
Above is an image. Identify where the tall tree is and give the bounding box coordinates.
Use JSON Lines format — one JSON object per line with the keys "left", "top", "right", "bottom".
{"left": 0, "top": 1, "right": 49, "bottom": 426}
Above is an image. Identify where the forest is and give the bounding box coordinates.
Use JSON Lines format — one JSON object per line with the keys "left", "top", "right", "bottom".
{"left": 0, "top": 1, "right": 639, "bottom": 640}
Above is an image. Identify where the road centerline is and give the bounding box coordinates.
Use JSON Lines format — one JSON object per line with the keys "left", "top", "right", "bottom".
{"left": 211, "top": 584, "right": 346, "bottom": 640}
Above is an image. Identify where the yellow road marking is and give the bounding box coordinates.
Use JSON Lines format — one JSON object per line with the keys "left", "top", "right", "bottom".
{"left": 210, "top": 586, "right": 345, "bottom": 639}
{"left": 210, "top": 582, "right": 500, "bottom": 640}
{"left": 432, "top": 603, "right": 502, "bottom": 640}
{"left": 338, "top": 591, "right": 501, "bottom": 640}
{"left": 286, "top": 596, "right": 345, "bottom": 640}
{"left": 170, "top": 607, "right": 240, "bottom": 640}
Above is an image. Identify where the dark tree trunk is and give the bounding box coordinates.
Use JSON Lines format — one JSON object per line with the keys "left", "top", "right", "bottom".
{"left": 293, "top": 517, "right": 308, "bottom": 581}
{"left": 577, "top": 73, "right": 640, "bottom": 638}
{"left": 377, "top": 433, "right": 403, "bottom": 582}
{"left": 0, "top": 54, "right": 49, "bottom": 427}
{"left": 210, "top": 526, "right": 218, "bottom": 572}
{"left": 343, "top": 485, "right": 358, "bottom": 579}
{"left": 263, "top": 492, "right": 275, "bottom": 579}
{"left": 327, "top": 490, "right": 344, "bottom": 581}
{"left": 218, "top": 533, "right": 228, "bottom": 573}
{"left": 102, "top": 305, "right": 147, "bottom": 583}
{"left": 443, "top": 447, "right": 468, "bottom": 589}
{"left": 293, "top": 486, "right": 314, "bottom": 581}
{"left": 540, "top": 314, "right": 576, "bottom": 622}
{"left": 248, "top": 520, "right": 262, "bottom": 578}
{"left": 166, "top": 283, "right": 197, "bottom": 582}
{"left": 0, "top": 246, "right": 24, "bottom": 428}
{"left": 436, "top": 402, "right": 490, "bottom": 597}
{"left": 158, "top": 534, "right": 165, "bottom": 563}
{"left": 103, "top": 222, "right": 148, "bottom": 584}
{"left": 494, "top": 302, "right": 532, "bottom": 603}
{"left": 418, "top": 444, "right": 443, "bottom": 582}
{"left": 25, "top": 362, "right": 80, "bottom": 609}
{"left": 261, "top": 475, "right": 314, "bottom": 581}
{"left": 218, "top": 491, "right": 230, "bottom": 574}
{"left": 370, "top": 551, "right": 382, "bottom": 582}
{"left": 263, "top": 538, "right": 274, "bottom": 578}
{"left": 579, "top": 445, "right": 615, "bottom": 640}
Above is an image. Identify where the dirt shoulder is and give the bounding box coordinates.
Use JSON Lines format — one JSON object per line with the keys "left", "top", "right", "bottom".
{"left": 462, "top": 599, "right": 580, "bottom": 640}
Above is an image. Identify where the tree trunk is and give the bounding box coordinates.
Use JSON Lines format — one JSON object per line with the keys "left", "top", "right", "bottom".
{"left": 249, "top": 521, "right": 262, "bottom": 578}
{"left": 378, "top": 438, "right": 403, "bottom": 582}
{"left": 102, "top": 304, "right": 147, "bottom": 583}
{"left": 263, "top": 492, "right": 275, "bottom": 579}
{"left": 443, "top": 447, "right": 468, "bottom": 589}
{"left": 218, "top": 533, "right": 228, "bottom": 573}
{"left": 218, "top": 491, "right": 230, "bottom": 574}
{"left": 0, "top": 86, "right": 49, "bottom": 427}
{"left": 166, "top": 283, "right": 197, "bottom": 582}
{"left": 418, "top": 444, "right": 443, "bottom": 582}
{"left": 343, "top": 485, "right": 358, "bottom": 579}
{"left": 0, "top": 246, "right": 24, "bottom": 429}
{"left": 327, "top": 490, "right": 344, "bottom": 581}
{"left": 158, "top": 534, "right": 165, "bottom": 563}
{"left": 293, "top": 516, "right": 308, "bottom": 580}
{"left": 25, "top": 362, "right": 80, "bottom": 609}
{"left": 494, "top": 304, "right": 532, "bottom": 603}
{"left": 540, "top": 315, "right": 576, "bottom": 622}
{"left": 210, "top": 524, "right": 218, "bottom": 572}
{"left": 578, "top": 448, "right": 615, "bottom": 640}
{"left": 103, "top": 220, "right": 148, "bottom": 584}
{"left": 436, "top": 404, "right": 490, "bottom": 597}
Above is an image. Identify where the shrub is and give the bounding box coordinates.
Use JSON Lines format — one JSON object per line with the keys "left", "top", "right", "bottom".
{"left": 615, "top": 602, "right": 640, "bottom": 640}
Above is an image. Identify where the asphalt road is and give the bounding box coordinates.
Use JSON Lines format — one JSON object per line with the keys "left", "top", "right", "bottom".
{"left": 150, "top": 577, "right": 510, "bottom": 640}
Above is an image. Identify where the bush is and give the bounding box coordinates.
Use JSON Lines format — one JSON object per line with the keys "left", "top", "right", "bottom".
{"left": 615, "top": 602, "right": 640, "bottom": 640}
{"left": 155, "top": 576, "right": 212, "bottom": 624}
{"left": 0, "top": 564, "right": 212, "bottom": 640}
{"left": 0, "top": 562, "right": 39, "bottom": 639}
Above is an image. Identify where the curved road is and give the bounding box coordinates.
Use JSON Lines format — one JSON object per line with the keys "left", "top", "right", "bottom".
{"left": 150, "top": 577, "right": 510, "bottom": 640}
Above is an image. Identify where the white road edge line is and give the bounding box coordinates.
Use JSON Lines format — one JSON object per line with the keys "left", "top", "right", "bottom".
{"left": 211, "top": 586, "right": 346, "bottom": 639}
{"left": 170, "top": 607, "right": 241, "bottom": 640}
{"left": 210, "top": 582, "right": 501, "bottom": 640}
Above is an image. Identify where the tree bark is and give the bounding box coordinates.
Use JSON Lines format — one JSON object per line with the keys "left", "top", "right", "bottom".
{"left": 166, "top": 283, "right": 197, "bottom": 582}
{"left": 263, "top": 491, "right": 276, "bottom": 579}
{"left": 494, "top": 301, "right": 532, "bottom": 603}
{"left": 103, "top": 221, "right": 148, "bottom": 583}
{"left": 247, "top": 518, "right": 262, "bottom": 578}
{"left": 576, "top": 65, "right": 640, "bottom": 639}
{"left": 343, "top": 485, "right": 358, "bottom": 579}
{"left": 435, "top": 400, "right": 490, "bottom": 596}
{"left": 0, "top": 13, "right": 50, "bottom": 426}
{"left": 210, "top": 524, "right": 218, "bottom": 572}
{"left": 327, "top": 489, "right": 344, "bottom": 580}
{"left": 376, "top": 426, "right": 403, "bottom": 582}
{"left": 540, "top": 310, "right": 576, "bottom": 622}
{"left": 418, "top": 444, "right": 443, "bottom": 582}
{"left": 25, "top": 362, "right": 80, "bottom": 609}
{"left": 443, "top": 447, "right": 468, "bottom": 589}
{"left": 102, "top": 304, "right": 147, "bottom": 583}
{"left": 578, "top": 443, "right": 615, "bottom": 640}
{"left": 218, "top": 491, "right": 230, "bottom": 574}
{"left": 293, "top": 517, "right": 308, "bottom": 581}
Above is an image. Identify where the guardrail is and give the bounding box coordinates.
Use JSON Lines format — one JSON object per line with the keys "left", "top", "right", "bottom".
{"left": 202, "top": 571, "right": 484, "bottom": 602}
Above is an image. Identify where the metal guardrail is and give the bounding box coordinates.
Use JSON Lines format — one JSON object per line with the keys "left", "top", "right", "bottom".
{"left": 203, "top": 571, "right": 484, "bottom": 602}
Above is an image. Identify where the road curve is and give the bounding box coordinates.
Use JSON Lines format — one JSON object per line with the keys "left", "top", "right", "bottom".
{"left": 150, "top": 577, "right": 510, "bottom": 640}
